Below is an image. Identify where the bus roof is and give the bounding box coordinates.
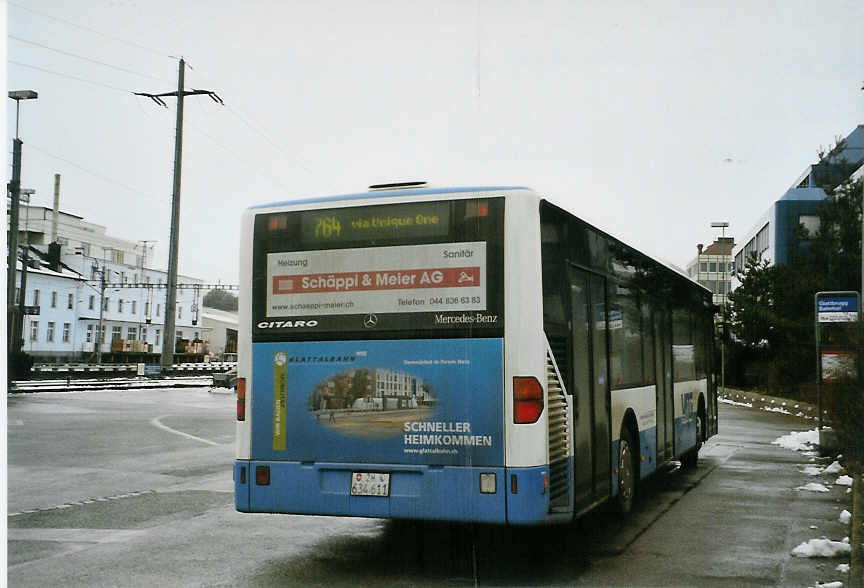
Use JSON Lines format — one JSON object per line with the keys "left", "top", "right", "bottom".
{"left": 249, "top": 185, "right": 531, "bottom": 209}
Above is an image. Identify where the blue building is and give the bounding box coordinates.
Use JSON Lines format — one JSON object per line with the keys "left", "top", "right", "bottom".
{"left": 732, "top": 125, "right": 863, "bottom": 287}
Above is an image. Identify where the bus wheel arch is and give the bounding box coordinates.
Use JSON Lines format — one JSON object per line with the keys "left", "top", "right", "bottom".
{"left": 615, "top": 411, "right": 639, "bottom": 515}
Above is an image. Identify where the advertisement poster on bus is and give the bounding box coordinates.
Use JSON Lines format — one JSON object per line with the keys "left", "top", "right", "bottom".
{"left": 266, "top": 242, "right": 486, "bottom": 317}
{"left": 251, "top": 338, "right": 504, "bottom": 467}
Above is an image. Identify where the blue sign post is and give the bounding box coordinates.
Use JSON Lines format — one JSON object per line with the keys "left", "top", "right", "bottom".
{"left": 814, "top": 291, "right": 860, "bottom": 437}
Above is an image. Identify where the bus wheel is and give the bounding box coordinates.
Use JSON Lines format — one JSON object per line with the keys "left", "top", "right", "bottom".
{"left": 615, "top": 426, "right": 637, "bottom": 515}
{"left": 681, "top": 409, "right": 703, "bottom": 470}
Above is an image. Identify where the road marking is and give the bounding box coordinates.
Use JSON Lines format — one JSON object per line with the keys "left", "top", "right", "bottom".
{"left": 8, "top": 528, "right": 144, "bottom": 543}
{"left": 150, "top": 415, "right": 221, "bottom": 446}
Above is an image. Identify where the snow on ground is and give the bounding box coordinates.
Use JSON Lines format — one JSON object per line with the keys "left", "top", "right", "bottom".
{"left": 835, "top": 475, "right": 853, "bottom": 486}
{"left": 839, "top": 510, "right": 851, "bottom": 524}
{"left": 801, "top": 466, "right": 824, "bottom": 476}
{"left": 811, "top": 582, "right": 843, "bottom": 588}
{"left": 791, "top": 536, "right": 850, "bottom": 557}
{"left": 796, "top": 483, "right": 831, "bottom": 492}
{"left": 719, "top": 397, "right": 753, "bottom": 408}
{"left": 836, "top": 563, "right": 850, "bottom": 573}
{"left": 762, "top": 406, "right": 792, "bottom": 415}
{"left": 773, "top": 429, "right": 819, "bottom": 451}
{"left": 824, "top": 461, "right": 844, "bottom": 474}
{"left": 209, "top": 387, "right": 236, "bottom": 395}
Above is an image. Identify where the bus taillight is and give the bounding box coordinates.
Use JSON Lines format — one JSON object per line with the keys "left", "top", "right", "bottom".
{"left": 513, "top": 376, "right": 543, "bottom": 424}
{"left": 237, "top": 378, "right": 246, "bottom": 421}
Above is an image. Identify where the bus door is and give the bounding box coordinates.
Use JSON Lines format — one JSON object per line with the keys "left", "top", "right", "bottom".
{"left": 569, "top": 267, "right": 611, "bottom": 508}
{"left": 654, "top": 309, "right": 674, "bottom": 461}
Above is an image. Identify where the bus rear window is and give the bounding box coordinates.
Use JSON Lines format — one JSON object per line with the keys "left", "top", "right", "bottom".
{"left": 252, "top": 198, "right": 504, "bottom": 341}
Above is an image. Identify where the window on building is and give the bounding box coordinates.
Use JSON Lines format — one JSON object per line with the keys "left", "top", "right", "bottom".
{"left": 98, "top": 325, "right": 105, "bottom": 343}
{"left": 51, "top": 291, "right": 58, "bottom": 308}
{"left": 178, "top": 306, "right": 183, "bottom": 319}
{"left": 104, "top": 297, "right": 110, "bottom": 311}
{"left": 67, "top": 293, "right": 74, "bottom": 309}
{"left": 112, "top": 326, "right": 122, "bottom": 341}
{"left": 145, "top": 302, "right": 150, "bottom": 316}
{"left": 799, "top": 215, "right": 820, "bottom": 239}
{"left": 127, "top": 327, "right": 137, "bottom": 341}
{"left": 47, "top": 321, "right": 56, "bottom": 342}
{"left": 118, "top": 299, "right": 124, "bottom": 313}
{"left": 30, "top": 321, "right": 39, "bottom": 342}
{"left": 132, "top": 300, "right": 137, "bottom": 314}
{"left": 699, "top": 262, "right": 707, "bottom": 272}
{"left": 15, "top": 287, "right": 20, "bottom": 305}
{"left": 33, "top": 289, "right": 40, "bottom": 306}
{"left": 141, "top": 327, "right": 148, "bottom": 342}
{"left": 156, "top": 329, "right": 161, "bottom": 343}
{"left": 91, "top": 265, "right": 99, "bottom": 280}
{"left": 709, "top": 262, "right": 717, "bottom": 273}
{"left": 62, "top": 322, "right": 71, "bottom": 343}
{"left": 115, "top": 250, "right": 124, "bottom": 264}
{"left": 86, "top": 324, "right": 94, "bottom": 343}
{"left": 89, "top": 295, "right": 95, "bottom": 310}
{"left": 157, "top": 304, "right": 161, "bottom": 317}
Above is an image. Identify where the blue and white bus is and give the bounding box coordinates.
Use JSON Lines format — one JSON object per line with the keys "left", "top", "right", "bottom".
{"left": 234, "top": 183, "right": 717, "bottom": 525}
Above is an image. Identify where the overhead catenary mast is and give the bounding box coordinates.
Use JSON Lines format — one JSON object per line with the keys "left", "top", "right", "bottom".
{"left": 133, "top": 58, "right": 223, "bottom": 370}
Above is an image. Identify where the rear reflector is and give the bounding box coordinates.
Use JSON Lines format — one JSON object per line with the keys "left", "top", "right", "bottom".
{"left": 513, "top": 376, "right": 543, "bottom": 423}
{"left": 237, "top": 378, "right": 246, "bottom": 421}
{"left": 255, "top": 465, "right": 270, "bottom": 486}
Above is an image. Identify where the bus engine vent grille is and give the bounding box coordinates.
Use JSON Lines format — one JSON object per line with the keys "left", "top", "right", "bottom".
{"left": 546, "top": 349, "right": 570, "bottom": 509}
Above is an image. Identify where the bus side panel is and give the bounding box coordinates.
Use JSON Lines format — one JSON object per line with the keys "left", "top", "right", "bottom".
{"left": 673, "top": 378, "right": 706, "bottom": 456}
{"left": 610, "top": 385, "right": 659, "bottom": 485}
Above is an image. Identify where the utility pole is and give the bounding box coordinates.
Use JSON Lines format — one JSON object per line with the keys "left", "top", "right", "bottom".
{"left": 134, "top": 58, "right": 222, "bottom": 371}
{"left": 7, "top": 139, "right": 23, "bottom": 354}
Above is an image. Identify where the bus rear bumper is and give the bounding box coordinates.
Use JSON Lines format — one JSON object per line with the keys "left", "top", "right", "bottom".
{"left": 235, "top": 461, "right": 552, "bottom": 525}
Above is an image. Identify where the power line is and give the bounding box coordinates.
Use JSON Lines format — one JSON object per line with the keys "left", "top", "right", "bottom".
{"left": 27, "top": 143, "right": 171, "bottom": 205}
{"left": 8, "top": 1, "right": 172, "bottom": 59}
{"left": 9, "top": 60, "right": 133, "bottom": 92}
{"left": 9, "top": 35, "right": 170, "bottom": 83}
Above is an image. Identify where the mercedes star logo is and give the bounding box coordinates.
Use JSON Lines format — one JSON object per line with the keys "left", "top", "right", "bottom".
{"left": 363, "top": 313, "right": 379, "bottom": 328}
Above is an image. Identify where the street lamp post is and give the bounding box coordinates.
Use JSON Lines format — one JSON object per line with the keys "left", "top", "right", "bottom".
{"left": 7, "top": 90, "right": 38, "bottom": 370}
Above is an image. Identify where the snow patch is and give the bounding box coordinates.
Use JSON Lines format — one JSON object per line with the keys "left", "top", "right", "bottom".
{"left": 719, "top": 397, "right": 753, "bottom": 408}
{"left": 774, "top": 429, "right": 819, "bottom": 451}
{"left": 836, "top": 563, "right": 850, "bottom": 573}
{"left": 839, "top": 510, "right": 851, "bottom": 524}
{"left": 824, "top": 461, "right": 844, "bottom": 474}
{"left": 791, "top": 536, "right": 851, "bottom": 557}
{"left": 811, "top": 582, "right": 843, "bottom": 588}
{"left": 835, "top": 475, "right": 853, "bottom": 487}
{"left": 801, "top": 466, "right": 824, "bottom": 476}
{"left": 796, "top": 483, "right": 831, "bottom": 493}
{"left": 762, "top": 406, "right": 791, "bottom": 415}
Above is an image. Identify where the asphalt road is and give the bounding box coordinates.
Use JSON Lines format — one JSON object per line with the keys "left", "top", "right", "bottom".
{"left": 7, "top": 388, "right": 853, "bottom": 587}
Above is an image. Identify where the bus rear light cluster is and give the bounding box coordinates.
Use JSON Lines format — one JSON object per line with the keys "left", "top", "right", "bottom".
{"left": 513, "top": 376, "right": 543, "bottom": 424}
{"left": 255, "top": 465, "right": 270, "bottom": 486}
{"left": 237, "top": 378, "right": 246, "bottom": 421}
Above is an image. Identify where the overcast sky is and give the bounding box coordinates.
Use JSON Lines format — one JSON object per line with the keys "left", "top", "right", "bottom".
{"left": 6, "top": 0, "right": 863, "bottom": 284}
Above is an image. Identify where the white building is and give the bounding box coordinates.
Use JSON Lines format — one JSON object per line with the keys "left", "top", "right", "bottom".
{"left": 684, "top": 237, "right": 735, "bottom": 308}
{"left": 201, "top": 307, "right": 238, "bottom": 360}
{"left": 9, "top": 204, "right": 208, "bottom": 361}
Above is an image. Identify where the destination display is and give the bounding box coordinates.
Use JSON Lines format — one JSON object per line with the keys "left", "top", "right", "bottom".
{"left": 266, "top": 241, "right": 486, "bottom": 317}
{"left": 300, "top": 201, "right": 450, "bottom": 244}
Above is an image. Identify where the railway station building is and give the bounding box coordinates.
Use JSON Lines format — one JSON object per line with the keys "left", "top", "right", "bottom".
{"left": 8, "top": 203, "right": 208, "bottom": 362}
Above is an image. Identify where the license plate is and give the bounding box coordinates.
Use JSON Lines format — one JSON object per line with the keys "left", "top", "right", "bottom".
{"left": 350, "top": 472, "right": 390, "bottom": 497}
